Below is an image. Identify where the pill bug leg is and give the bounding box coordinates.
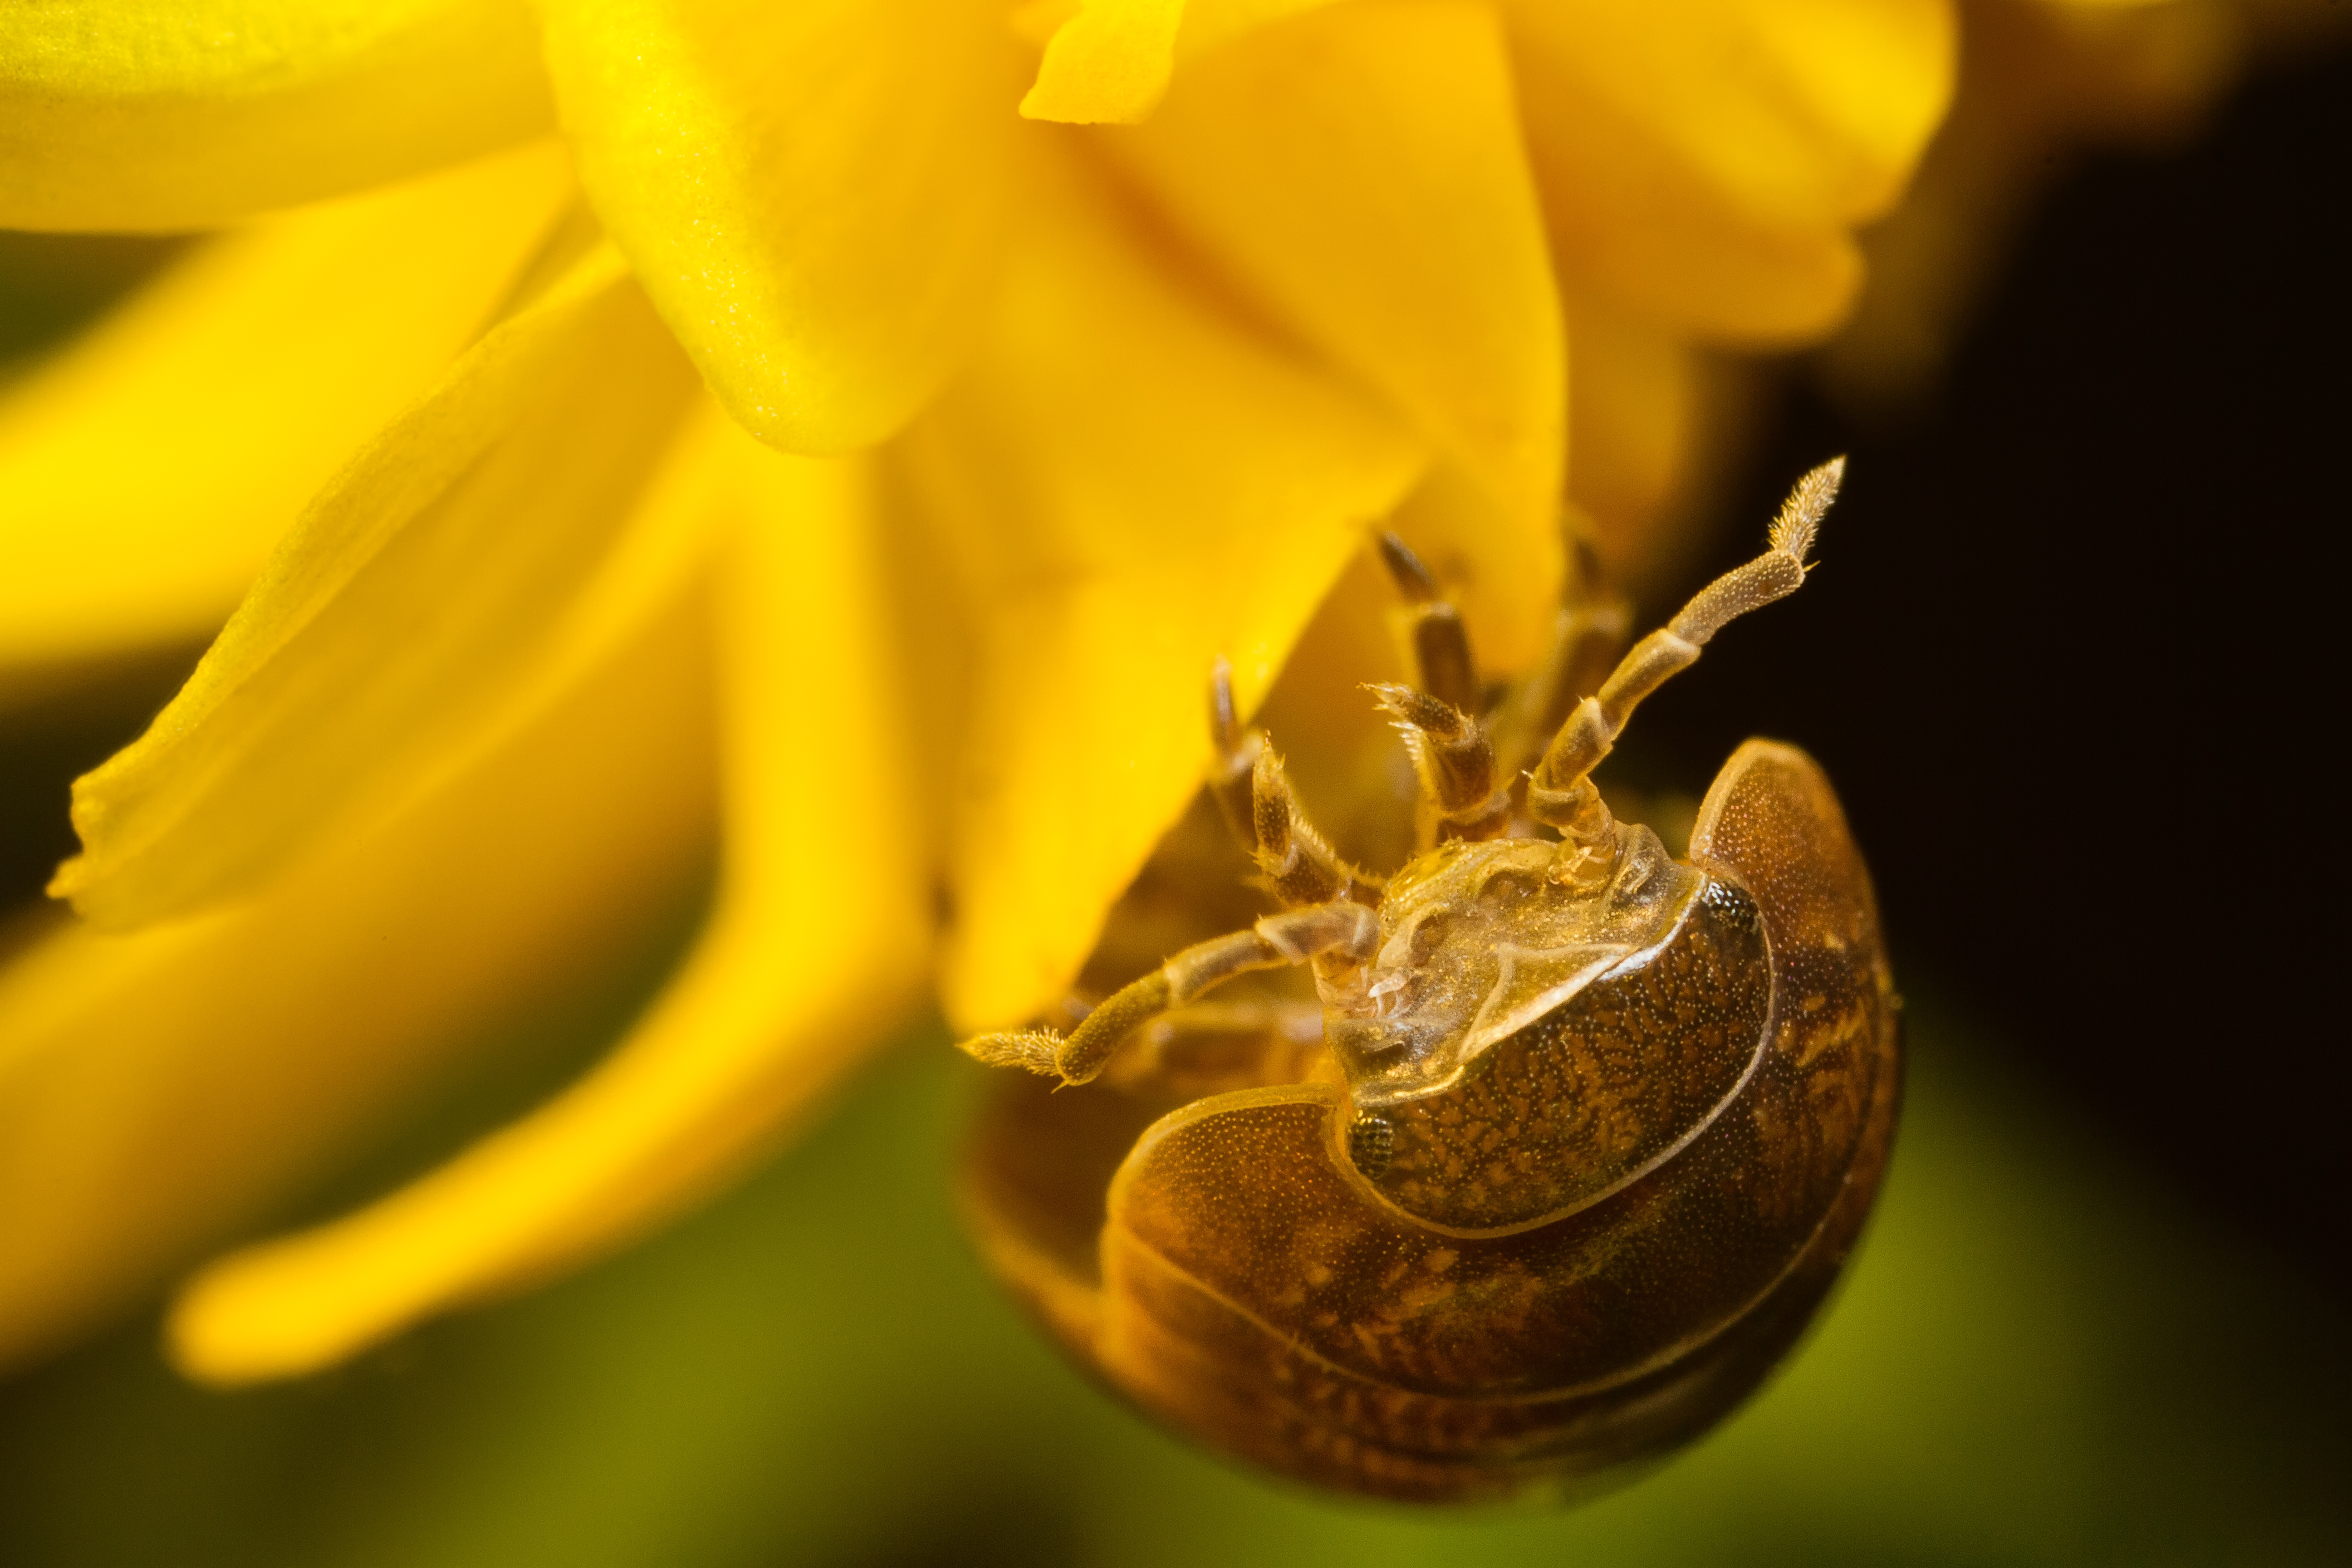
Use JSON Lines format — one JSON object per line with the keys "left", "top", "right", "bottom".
{"left": 960, "top": 902, "right": 1378, "bottom": 1086}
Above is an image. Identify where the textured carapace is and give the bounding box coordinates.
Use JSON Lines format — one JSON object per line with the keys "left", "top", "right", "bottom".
{"left": 958, "top": 460, "right": 1899, "bottom": 1503}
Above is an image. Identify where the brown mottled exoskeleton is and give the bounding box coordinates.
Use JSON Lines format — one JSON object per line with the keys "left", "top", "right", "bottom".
{"left": 957, "top": 460, "right": 1899, "bottom": 1504}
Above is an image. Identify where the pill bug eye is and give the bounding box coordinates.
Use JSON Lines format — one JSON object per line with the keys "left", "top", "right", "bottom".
{"left": 1701, "top": 876, "right": 1762, "bottom": 935}
{"left": 957, "top": 461, "right": 1897, "bottom": 1503}
{"left": 1347, "top": 1111, "right": 1396, "bottom": 1180}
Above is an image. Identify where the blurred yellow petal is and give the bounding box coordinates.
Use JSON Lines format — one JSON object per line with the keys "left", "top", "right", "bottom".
{"left": 1112, "top": 0, "right": 1565, "bottom": 554}
{"left": 897, "top": 142, "right": 1426, "bottom": 1030}
{"left": 0, "top": 575, "right": 718, "bottom": 1372}
{"left": 1561, "top": 287, "right": 1699, "bottom": 584}
{"left": 0, "top": 143, "right": 577, "bottom": 697}
{"left": 1507, "top": 0, "right": 1955, "bottom": 340}
{"left": 0, "top": 0, "right": 552, "bottom": 231}
{"left": 539, "top": 0, "right": 1021, "bottom": 451}
{"left": 1016, "top": 0, "right": 1348, "bottom": 122}
{"left": 1177, "top": 0, "right": 1346, "bottom": 56}
{"left": 1022, "top": 0, "right": 1184, "bottom": 123}
{"left": 1541, "top": 143, "right": 1861, "bottom": 343}
{"left": 169, "top": 433, "right": 928, "bottom": 1383}
{"left": 52, "top": 246, "right": 704, "bottom": 930}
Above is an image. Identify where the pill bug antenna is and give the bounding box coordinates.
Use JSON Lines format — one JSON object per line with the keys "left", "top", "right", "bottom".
{"left": 1768, "top": 454, "right": 1840, "bottom": 565}
{"left": 1527, "top": 458, "right": 1846, "bottom": 880}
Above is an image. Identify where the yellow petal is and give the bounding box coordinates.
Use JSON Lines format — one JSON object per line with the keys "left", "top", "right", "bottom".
{"left": 51, "top": 245, "right": 706, "bottom": 930}
{"left": 1177, "top": 0, "right": 1346, "bottom": 58}
{"left": 1506, "top": 0, "right": 1956, "bottom": 341}
{"left": 0, "top": 0, "right": 553, "bottom": 231}
{"left": 169, "top": 435, "right": 929, "bottom": 1383}
{"left": 1021, "top": 0, "right": 1185, "bottom": 123}
{"left": 1016, "top": 0, "right": 1349, "bottom": 123}
{"left": 1110, "top": 0, "right": 1566, "bottom": 553}
{"left": 0, "top": 142, "right": 578, "bottom": 697}
{"left": 539, "top": 0, "right": 1022, "bottom": 452}
{"left": 0, "top": 572, "right": 718, "bottom": 1373}
{"left": 1560, "top": 287, "right": 1699, "bottom": 584}
{"left": 897, "top": 140, "right": 1426, "bottom": 1031}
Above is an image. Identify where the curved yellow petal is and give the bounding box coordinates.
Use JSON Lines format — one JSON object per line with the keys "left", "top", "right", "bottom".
{"left": 1111, "top": 0, "right": 1565, "bottom": 562}
{"left": 898, "top": 141, "right": 1426, "bottom": 1031}
{"left": 1016, "top": 0, "right": 1348, "bottom": 123}
{"left": 1021, "top": 0, "right": 1185, "bottom": 123}
{"left": 0, "top": 0, "right": 553, "bottom": 231}
{"left": 0, "top": 573, "right": 718, "bottom": 1374}
{"left": 1507, "top": 0, "right": 1955, "bottom": 341}
{"left": 540, "top": 0, "right": 1021, "bottom": 452}
{"left": 52, "top": 246, "right": 705, "bottom": 931}
{"left": 168, "top": 435, "right": 928, "bottom": 1383}
{"left": 1552, "top": 0, "right": 1955, "bottom": 229}
{"left": 0, "top": 143, "right": 578, "bottom": 696}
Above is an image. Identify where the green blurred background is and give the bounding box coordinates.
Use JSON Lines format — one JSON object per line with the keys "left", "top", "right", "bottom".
{"left": 3, "top": 39, "right": 2346, "bottom": 1568}
{"left": 2, "top": 1006, "right": 2347, "bottom": 1567}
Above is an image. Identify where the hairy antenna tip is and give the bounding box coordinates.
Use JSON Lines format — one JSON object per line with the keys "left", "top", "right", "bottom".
{"left": 1769, "top": 456, "right": 1844, "bottom": 563}
{"left": 960, "top": 1030, "right": 1065, "bottom": 1077}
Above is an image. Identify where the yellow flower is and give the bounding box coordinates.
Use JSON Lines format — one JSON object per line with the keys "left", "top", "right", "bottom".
{"left": 0, "top": 0, "right": 1955, "bottom": 1383}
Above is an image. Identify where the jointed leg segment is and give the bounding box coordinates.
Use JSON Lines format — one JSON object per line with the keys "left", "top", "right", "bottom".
{"left": 1210, "top": 528, "right": 1532, "bottom": 887}
{"left": 1370, "top": 533, "right": 1512, "bottom": 846}
{"left": 1208, "top": 660, "right": 1383, "bottom": 907}
{"left": 961, "top": 901, "right": 1380, "bottom": 1086}
{"left": 1251, "top": 747, "right": 1384, "bottom": 906}
{"left": 1489, "top": 537, "right": 1633, "bottom": 786}
{"left": 1366, "top": 683, "right": 1511, "bottom": 843}
{"left": 1376, "top": 532, "right": 1482, "bottom": 715}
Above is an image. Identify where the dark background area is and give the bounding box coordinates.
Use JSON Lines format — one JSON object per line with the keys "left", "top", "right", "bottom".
{"left": 1635, "top": 44, "right": 2348, "bottom": 1295}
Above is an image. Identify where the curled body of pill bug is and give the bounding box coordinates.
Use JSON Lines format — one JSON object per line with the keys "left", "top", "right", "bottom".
{"left": 959, "top": 460, "right": 1899, "bottom": 1503}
